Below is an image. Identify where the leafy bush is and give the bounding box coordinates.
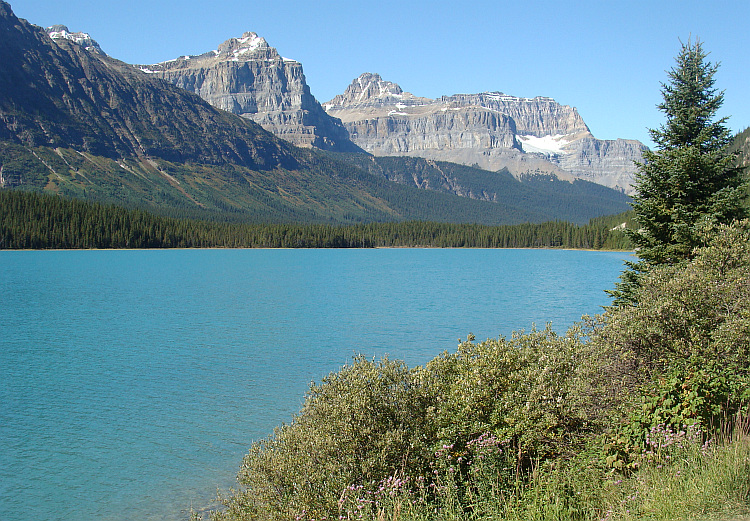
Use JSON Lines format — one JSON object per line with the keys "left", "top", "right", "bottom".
{"left": 216, "top": 356, "right": 437, "bottom": 520}
{"left": 214, "top": 327, "right": 617, "bottom": 520}
{"left": 596, "top": 220, "right": 750, "bottom": 460}
{"left": 214, "top": 221, "right": 750, "bottom": 521}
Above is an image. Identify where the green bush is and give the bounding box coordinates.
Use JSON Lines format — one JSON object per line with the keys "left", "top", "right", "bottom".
{"left": 216, "top": 356, "right": 437, "bottom": 520}
{"left": 596, "top": 220, "right": 750, "bottom": 460}
{"left": 213, "top": 221, "right": 750, "bottom": 521}
{"left": 214, "top": 327, "right": 616, "bottom": 520}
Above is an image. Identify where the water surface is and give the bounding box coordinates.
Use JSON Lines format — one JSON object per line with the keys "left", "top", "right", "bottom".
{"left": 0, "top": 248, "right": 629, "bottom": 520}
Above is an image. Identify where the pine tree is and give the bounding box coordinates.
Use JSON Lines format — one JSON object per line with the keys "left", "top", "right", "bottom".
{"left": 610, "top": 39, "right": 748, "bottom": 306}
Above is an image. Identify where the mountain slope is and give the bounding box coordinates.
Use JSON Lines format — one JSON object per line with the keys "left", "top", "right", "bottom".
{"left": 136, "top": 32, "right": 359, "bottom": 153}
{"left": 325, "top": 152, "right": 631, "bottom": 225}
{"left": 0, "top": 2, "right": 630, "bottom": 226}
{"left": 324, "top": 73, "right": 647, "bottom": 193}
{"left": 730, "top": 127, "right": 750, "bottom": 167}
{"left": 0, "top": 4, "right": 294, "bottom": 169}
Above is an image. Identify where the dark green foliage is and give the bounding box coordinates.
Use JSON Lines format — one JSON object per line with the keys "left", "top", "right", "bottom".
{"left": 612, "top": 40, "right": 748, "bottom": 305}
{"left": 596, "top": 221, "right": 750, "bottom": 466}
{"left": 326, "top": 152, "right": 633, "bottom": 225}
{"left": 0, "top": 189, "right": 633, "bottom": 250}
{"left": 729, "top": 126, "right": 750, "bottom": 165}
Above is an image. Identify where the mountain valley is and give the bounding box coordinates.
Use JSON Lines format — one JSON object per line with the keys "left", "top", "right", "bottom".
{"left": 0, "top": 1, "right": 635, "bottom": 226}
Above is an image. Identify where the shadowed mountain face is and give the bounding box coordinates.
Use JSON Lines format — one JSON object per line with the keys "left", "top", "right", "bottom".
{"left": 0, "top": 3, "right": 296, "bottom": 170}
{"left": 324, "top": 73, "right": 647, "bottom": 193}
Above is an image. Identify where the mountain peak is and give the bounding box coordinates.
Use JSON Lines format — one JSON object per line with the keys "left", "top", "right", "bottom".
{"left": 142, "top": 31, "right": 294, "bottom": 68}
{"left": 324, "top": 72, "right": 427, "bottom": 110}
{"left": 46, "top": 25, "right": 106, "bottom": 55}
{"left": 213, "top": 31, "right": 294, "bottom": 62}
{"left": 134, "top": 30, "right": 357, "bottom": 152}
{"left": 324, "top": 75, "right": 643, "bottom": 193}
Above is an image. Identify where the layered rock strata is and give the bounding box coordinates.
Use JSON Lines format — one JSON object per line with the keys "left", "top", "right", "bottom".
{"left": 325, "top": 73, "right": 646, "bottom": 192}
{"left": 138, "top": 33, "right": 358, "bottom": 152}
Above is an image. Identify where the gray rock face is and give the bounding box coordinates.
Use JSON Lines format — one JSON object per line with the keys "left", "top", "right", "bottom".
{"left": 554, "top": 137, "right": 647, "bottom": 193}
{"left": 441, "top": 92, "right": 589, "bottom": 137}
{"left": 325, "top": 73, "right": 646, "bottom": 192}
{"left": 47, "top": 25, "right": 106, "bottom": 55}
{"left": 137, "top": 33, "right": 357, "bottom": 152}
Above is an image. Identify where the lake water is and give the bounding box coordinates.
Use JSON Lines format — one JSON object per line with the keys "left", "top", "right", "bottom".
{"left": 0, "top": 248, "right": 629, "bottom": 521}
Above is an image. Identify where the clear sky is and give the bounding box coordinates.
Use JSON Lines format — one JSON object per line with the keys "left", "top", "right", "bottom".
{"left": 11, "top": 0, "right": 749, "bottom": 148}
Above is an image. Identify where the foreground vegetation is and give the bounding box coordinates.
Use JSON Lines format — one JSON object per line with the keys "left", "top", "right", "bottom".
{"left": 210, "top": 221, "right": 750, "bottom": 521}
{"left": 205, "top": 40, "right": 750, "bottom": 521}
{"left": 0, "top": 189, "right": 632, "bottom": 250}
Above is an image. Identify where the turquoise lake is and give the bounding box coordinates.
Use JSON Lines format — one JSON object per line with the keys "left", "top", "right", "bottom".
{"left": 0, "top": 248, "right": 630, "bottom": 520}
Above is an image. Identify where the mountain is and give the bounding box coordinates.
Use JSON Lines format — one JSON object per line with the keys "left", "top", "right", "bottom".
{"left": 730, "top": 127, "right": 750, "bottom": 167}
{"left": 46, "top": 25, "right": 106, "bottom": 55}
{"left": 0, "top": 1, "right": 630, "bottom": 225}
{"left": 323, "top": 152, "right": 632, "bottom": 225}
{"left": 136, "top": 33, "right": 359, "bottom": 153}
{"left": 0, "top": 5, "right": 291, "bottom": 169}
{"left": 324, "top": 73, "right": 647, "bottom": 193}
{"left": 0, "top": 1, "right": 401, "bottom": 222}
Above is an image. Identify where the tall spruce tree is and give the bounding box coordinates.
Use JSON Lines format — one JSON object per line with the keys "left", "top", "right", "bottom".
{"left": 610, "top": 39, "right": 747, "bottom": 306}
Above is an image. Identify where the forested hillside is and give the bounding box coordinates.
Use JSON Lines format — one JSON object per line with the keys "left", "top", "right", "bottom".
{"left": 730, "top": 126, "right": 750, "bottom": 166}
{"left": 0, "top": 190, "right": 632, "bottom": 250}
{"left": 326, "top": 152, "right": 632, "bottom": 225}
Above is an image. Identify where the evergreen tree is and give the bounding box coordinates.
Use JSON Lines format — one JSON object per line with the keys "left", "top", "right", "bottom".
{"left": 610, "top": 39, "right": 747, "bottom": 306}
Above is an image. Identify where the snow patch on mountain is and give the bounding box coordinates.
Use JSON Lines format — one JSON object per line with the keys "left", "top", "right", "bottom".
{"left": 46, "top": 25, "right": 105, "bottom": 55}
{"left": 517, "top": 134, "right": 573, "bottom": 155}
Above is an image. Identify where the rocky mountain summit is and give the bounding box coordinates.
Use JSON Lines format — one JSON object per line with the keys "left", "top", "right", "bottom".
{"left": 325, "top": 73, "right": 646, "bottom": 193}
{"left": 130, "top": 31, "right": 644, "bottom": 193}
{"left": 46, "top": 25, "right": 106, "bottom": 55}
{"left": 137, "top": 33, "right": 358, "bottom": 152}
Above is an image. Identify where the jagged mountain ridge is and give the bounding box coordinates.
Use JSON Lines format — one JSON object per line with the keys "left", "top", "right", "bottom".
{"left": 0, "top": 1, "right": 631, "bottom": 225}
{"left": 137, "top": 33, "right": 359, "bottom": 152}
{"left": 0, "top": 4, "right": 294, "bottom": 170}
{"left": 132, "top": 31, "right": 644, "bottom": 194}
{"left": 324, "top": 73, "right": 647, "bottom": 193}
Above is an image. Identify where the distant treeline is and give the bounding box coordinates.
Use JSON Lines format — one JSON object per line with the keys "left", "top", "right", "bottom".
{"left": 0, "top": 190, "right": 633, "bottom": 250}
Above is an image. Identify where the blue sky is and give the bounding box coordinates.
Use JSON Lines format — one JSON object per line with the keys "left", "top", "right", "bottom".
{"left": 12, "top": 0, "right": 749, "bottom": 148}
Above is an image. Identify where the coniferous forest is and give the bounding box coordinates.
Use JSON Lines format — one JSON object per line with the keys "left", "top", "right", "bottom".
{"left": 0, "top": 189, "right": 633, "bottom": 250}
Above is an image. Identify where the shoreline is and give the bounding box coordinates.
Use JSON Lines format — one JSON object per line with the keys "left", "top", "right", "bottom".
{"left": 0, "top": 246, "right": 636, "bottom": 253}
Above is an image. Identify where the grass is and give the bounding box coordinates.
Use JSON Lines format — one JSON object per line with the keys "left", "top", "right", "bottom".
{"left": 313, "top": 417, "right": 750, "bottom": 521}
{"left": 603, "top": 418, "right": 750, "bottom": 521}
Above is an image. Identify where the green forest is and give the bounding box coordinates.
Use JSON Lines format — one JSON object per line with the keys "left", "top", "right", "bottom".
{"left": 0, "top": 189, "right": 633, "bottom": 250}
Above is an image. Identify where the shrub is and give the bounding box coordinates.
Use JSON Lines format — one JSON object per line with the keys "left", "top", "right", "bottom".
{"left": 596, "top": 220, "right": 750, "bottom": 458}
{"left": 215, "top": 356, "right": 437, "bottom": 520}
{"left": 213, "top": 221, "right": 750, "bottom": 520}
{"left": 214, "top": 326, "right": 618, "bottom": 520}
